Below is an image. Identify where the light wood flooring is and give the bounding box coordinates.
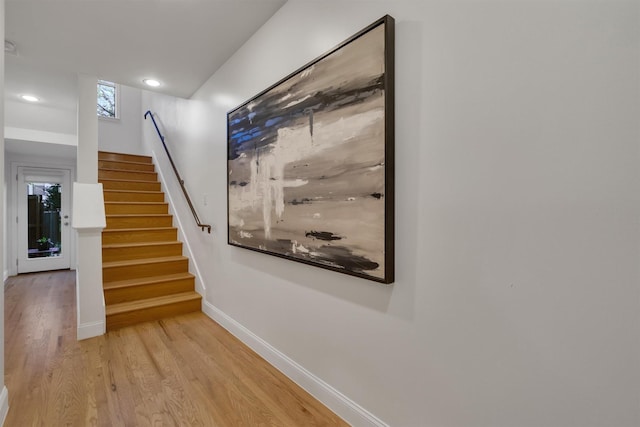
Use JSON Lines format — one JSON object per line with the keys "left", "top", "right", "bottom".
{"left": 4, "top": 270, "right": 348, "bottom": 426}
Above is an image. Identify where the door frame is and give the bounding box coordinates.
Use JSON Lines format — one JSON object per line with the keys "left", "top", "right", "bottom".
{"left": 17, "top": 167, "right": 71, "bottom": 273}
{"left": 9, "top": 160, "right": 76, "bottom": 277}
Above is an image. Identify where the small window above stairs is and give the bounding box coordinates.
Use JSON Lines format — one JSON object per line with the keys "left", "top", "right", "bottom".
{"left": 99, "top": 151, "right": 201, "bottom": 330}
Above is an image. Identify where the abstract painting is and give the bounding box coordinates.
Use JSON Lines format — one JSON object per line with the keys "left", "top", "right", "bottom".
{"left": 227, "top": 15, "right": 394, "bottom": 283}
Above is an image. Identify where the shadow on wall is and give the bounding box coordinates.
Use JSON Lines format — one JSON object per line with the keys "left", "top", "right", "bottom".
{"left": 229, "top": 247, "right": 394, "bottom": 312}
{"left": 226, "top": 20, "right": 425, "bottom": 322}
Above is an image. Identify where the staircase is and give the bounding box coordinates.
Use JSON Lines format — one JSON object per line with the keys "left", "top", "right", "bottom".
{"left": 99, "top": 151, "right": 201, "bottom": 330}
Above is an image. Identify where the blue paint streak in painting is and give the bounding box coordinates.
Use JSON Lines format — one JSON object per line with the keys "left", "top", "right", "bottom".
{"left": 265, "top": 117, "right": 284, "bottom": 127}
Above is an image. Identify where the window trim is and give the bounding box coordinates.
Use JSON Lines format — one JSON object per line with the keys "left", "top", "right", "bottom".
{"left": 97, "top": 80, "right": 120, "bottom": 120}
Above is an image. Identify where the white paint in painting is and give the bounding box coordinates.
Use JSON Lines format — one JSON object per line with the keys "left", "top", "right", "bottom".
{"left": 229, "top": 215, "right": 245, "bottom": 228}
{"left": 283, "top": 179, "right": 309, "bottom": 187}
{"left": 300, "top": 65, "right": 315, "bottom": 78}
{"left": 239, "top": 230, "right": 253, "bottom": 239}
{"left": 248, "top": 153, "right": 260, "bottom": 210}
{"left": 283, "top": 94, "right": 312, "bottom": 109}
{"left": 291, "top": 240, "right": 310, "bottom": 254}
{"left": 259, "top": 153, "right": 274, "bottom": 238}
{"left": 231, "top": 107, "right": 384, "bottom": 239}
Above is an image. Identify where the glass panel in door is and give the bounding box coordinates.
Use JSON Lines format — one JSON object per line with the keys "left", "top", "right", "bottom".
{"left": 26, "top": 182, "right": 62, "bottom": 259}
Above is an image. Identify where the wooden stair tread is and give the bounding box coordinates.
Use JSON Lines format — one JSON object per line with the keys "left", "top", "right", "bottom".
{"left": 106, "top": 214, "right": 172, "bottom": 218}
{"left": 99, "top": 159, "right": 154, "bottom": 167}
{"left": 102, "top": 227, "right": 176, "bottom": 235}
{"left": 99, "top": 179, "right": 161, "bottom": 192}
{"left": 100, "top": 178, "right": 158, "bottom": 184}
{"left": 99, "top": 167, "right": 156, "bottom": 174}
{"left": 103, "top": 255, "right": 187, "bottom": 269}
{"left": 105, "top": 201, "right": 167, "bottom": 205}
{"left": 103, "top": 241, "right": 180, "bottom": 249}
{"left": 103, "top": 189, "right": 162, "bottom": 194}
{"left": 103, "top": 272, "right": 193, "bottom": 289}
{"left": 99, "top": 150, "right": 152, "bottom": 161}
{"left": 106, "top": 291, "right": 201, "bottom": 316}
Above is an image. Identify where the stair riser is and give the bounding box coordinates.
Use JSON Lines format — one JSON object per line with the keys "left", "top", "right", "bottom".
{"left": 100, "top": 180, "right": 161, "bottom": 191}
{"left": 106, "top": 297, "right": 201, "bottom": 330}
{"left": 103, "top": 259, "right": 189, "bottom": 282}
{"left": 104, "top": 277, "right": 195, "bottom": 304}
{"left": 102, "top": 229, "right": 177, "bottom": 244}
{"left": 105, "top": 203, "right": 168, "bottom": 215}
{"left": 99, "top": 152, "right": 152, "bottom": 164}
{"left": 103, "top": 192, "right": 164, "bottom": 202}
{"left": 99, "top": 160, "right": 155, "bottom": 172}
{"left": 106, "top": 216, "right": 173, "bottom": 229}
{"left": 99, "top": 170, "right": 157, "bottom": 182}
{"left": 102, "top": 243, "right": 182, "bottom": 262}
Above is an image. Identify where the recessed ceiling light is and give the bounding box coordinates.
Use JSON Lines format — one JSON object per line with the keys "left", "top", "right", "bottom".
{"left": 143, "top": 79, "right": 161, "bottom": 87}
{"left": 20, "top": 94, "right": 39, "bottom": 102}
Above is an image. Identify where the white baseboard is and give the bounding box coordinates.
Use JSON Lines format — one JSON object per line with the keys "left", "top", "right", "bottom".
{"left": 77, "top": 320, "right": 105, "bottom": 340}
{"left": 202, "top": 301, "right": 388, "bottom": 427}
{"left": 3, "top": 271, "right": 8, "bottom": 283}
{"left": 0, "top": 386, "right": 9, "bottom": 425}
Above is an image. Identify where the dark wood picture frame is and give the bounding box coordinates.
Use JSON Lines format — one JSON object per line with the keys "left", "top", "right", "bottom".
{"left": 227, "top": 15, "right": 395, "bottom": 284}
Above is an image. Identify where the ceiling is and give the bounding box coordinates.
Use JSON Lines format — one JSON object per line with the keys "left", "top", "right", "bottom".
{"left": 4, "top": 0, "right": 287, "bottom": 115}
{"left": 5, "top": 138, "right": 77, "bottom": 159}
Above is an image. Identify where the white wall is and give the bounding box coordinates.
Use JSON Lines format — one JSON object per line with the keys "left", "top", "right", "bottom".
{"left": 98, "top": 84, "right": 145, "bottom": 155}
{"left": 5, "top": 99, "right": 76, "bottom": 136}
{"left": 0, "top": 0, "right": 8, "bottom": 422}
{"left": 4, "top": 99, "right": 77, "bottom": 148}
{"left": 74, "top": 74, "right": 106, "bottom": 340}
{"left": 141, "top": 1, "right": 640, "bottom": 426}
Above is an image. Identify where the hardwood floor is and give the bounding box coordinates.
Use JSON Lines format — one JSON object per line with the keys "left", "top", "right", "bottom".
{"left": 4, "top": 271, "right": 347, "bottom": 426}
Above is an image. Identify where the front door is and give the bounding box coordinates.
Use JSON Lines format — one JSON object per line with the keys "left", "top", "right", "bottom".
{"left": 17, "top": 167, "right": 72, "bottom": 273}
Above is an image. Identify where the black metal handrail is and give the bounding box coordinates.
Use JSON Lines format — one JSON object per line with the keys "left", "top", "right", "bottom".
{"left": 144, "top": 110, "right": 211, "bottom": 233}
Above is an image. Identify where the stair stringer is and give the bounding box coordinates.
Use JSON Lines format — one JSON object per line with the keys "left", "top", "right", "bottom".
{"left": 150, "top": 150, "right": 208, "bottom": 302}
